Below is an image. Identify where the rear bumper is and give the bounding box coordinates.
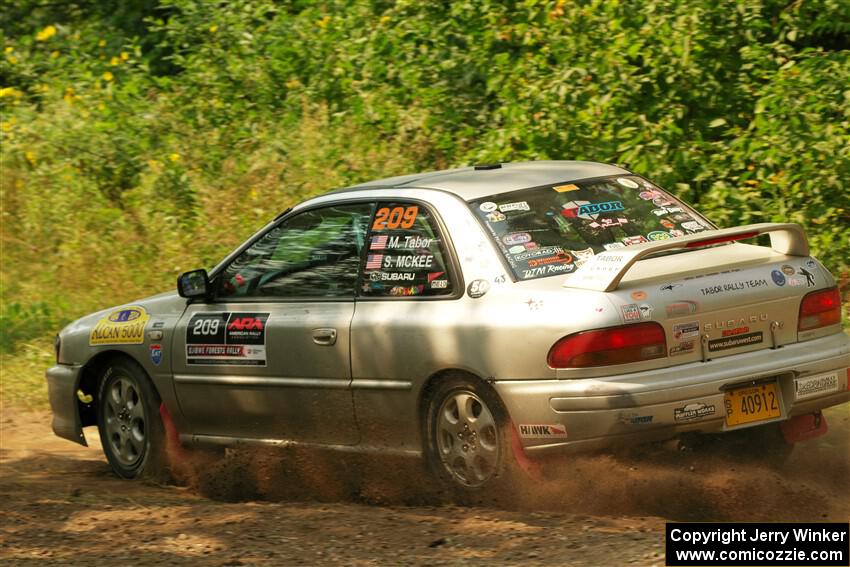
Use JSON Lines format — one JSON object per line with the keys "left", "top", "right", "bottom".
{"left": 45, "top": 364, "right": 87, "bottom": 446}
{"left": 494, "top": 332, "right": 850, "bottom": 455}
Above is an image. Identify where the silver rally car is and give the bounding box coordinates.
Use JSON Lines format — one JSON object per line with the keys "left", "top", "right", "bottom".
{"left": 47, "top": 161, "right": 849, "bottom": 494}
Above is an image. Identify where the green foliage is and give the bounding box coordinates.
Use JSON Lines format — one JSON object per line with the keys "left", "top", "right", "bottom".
{"left": 1, "top": 0, "right": 849, "bottom": 356}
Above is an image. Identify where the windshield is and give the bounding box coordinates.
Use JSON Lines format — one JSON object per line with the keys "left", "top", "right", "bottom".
{"left": 469, "top": 175, "right": 714, "bottom": 281}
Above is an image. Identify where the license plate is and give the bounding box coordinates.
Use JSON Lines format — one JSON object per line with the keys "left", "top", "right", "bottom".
{"left": 724, "top": 382, "right": 781, "bottom": 427}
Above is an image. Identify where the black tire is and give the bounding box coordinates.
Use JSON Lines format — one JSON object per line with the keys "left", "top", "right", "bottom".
{"left": 423, "top": 375, "right": 524, "bottom": 503}
{"left": 96, "top": 357, "right": 169, "bottom": 481}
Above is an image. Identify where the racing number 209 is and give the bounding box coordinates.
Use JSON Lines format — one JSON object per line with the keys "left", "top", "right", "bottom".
{"left": 192, "top": 319, "right": 220, "bottom": 335}
{"left": 372, "top": 206, "right": 419, "bottom": 230}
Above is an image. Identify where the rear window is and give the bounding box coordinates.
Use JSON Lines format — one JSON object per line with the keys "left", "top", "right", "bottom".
{"left": 469, "top": 175, "right": 713, "bottom": 281}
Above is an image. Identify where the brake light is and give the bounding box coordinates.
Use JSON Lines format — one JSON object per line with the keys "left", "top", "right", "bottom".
{"left": 548, "top": 322, "right": 667, "bottom": 368}
{"left": 798, "top": 287, "right": 841, "bottom": 331}
{"left": 684, "top": 231, "right": 759, "bottom": 248}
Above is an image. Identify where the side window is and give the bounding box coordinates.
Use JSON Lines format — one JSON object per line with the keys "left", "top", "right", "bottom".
{"left": 217, "top": 203, "right": 373, "bottom": 299}
{"left": 360, "top": 202, "right": 455, "bottom": 298}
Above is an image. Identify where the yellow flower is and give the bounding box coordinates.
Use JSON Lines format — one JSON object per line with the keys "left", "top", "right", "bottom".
{"left": 110, "top": 56, "right": 120, "bottom": 65}
{"left": 1, "top": 122, "right": 13, "bottom": 132}
{"left": 0, "top": 87, "right": 23, "bottom": 98}
{"left": 317, "top": 15, "right": 331, "bottom": 29}
{"left": 102, "top": 71, "right": 114, "bottom": 82}
{"left": 36, "top": 25, "right": 57, "bottom": 42}
{"left": 4, "top": 47, "right": 13, "bottom": 53}
{"left": 168, "top": 153, "right": 181, "bottom": 163}
{"left": 51, "top": 50, "right": 60, "bottom": 58}
{"left": 379, "top": 15, "right": 391, "bottom": 24}
{"left": 7, "top": 55, "right": 17, "bottom": 64}
{"left": 285, "top": 78, "right": 300, "bottom": 89}
{"left": 25, "top": 151, "right": 36, "bottom": 165}
{"left": 120, "top": 51, "right": 129, "bottom": 61}
{"left": 98, "top": 39, "right": 106, "bottom": 47}
{"left": 209, "top": 25, "right": 218, "bottom": 33}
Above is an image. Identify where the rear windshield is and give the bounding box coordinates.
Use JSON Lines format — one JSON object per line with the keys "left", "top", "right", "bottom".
{"left": 469, "top": 175, "right": 714, "bottom": 281}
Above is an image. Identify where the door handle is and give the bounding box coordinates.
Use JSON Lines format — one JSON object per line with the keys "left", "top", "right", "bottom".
{"left": 312, "top": 328, "right": 337, "bottom": 346}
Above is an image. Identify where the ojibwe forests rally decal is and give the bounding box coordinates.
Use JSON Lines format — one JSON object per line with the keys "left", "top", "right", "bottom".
{"left": 186, "top": 312, "right": 270, "bottom": 366}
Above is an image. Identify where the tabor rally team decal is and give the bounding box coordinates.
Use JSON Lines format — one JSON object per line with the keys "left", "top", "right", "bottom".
{"left": 186, "top": 312, "right": 270, "bottom": 366}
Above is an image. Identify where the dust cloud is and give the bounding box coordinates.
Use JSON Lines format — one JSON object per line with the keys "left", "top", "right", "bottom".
{"left": 172, "top": 405, "right": 850, "bottom": 522}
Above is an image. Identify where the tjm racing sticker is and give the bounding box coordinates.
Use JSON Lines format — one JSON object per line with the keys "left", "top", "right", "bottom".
{"left": 186, "top": 312, "right": 270, "bottom": 366}
{"left": 89, "top": 306, "right": 150, "bottom": 346}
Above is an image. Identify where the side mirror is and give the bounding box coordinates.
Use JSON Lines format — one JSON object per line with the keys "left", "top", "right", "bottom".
{"left": 177, "top": 269, "right": 211, "bottom": 299}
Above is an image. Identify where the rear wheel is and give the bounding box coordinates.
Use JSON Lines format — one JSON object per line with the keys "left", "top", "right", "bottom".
{"left": 96, "top": 358, "right": 168, "bottom": 480}
{"left": 424, "top": 375, "right": 524, "bottom": 502}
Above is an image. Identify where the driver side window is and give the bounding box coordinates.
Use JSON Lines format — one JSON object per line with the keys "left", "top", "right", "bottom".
{"left": 217, "top": 203, "right": 373, "bottom": 299}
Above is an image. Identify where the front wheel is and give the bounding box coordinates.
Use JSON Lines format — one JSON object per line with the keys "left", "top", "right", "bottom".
{"left": 424, "top": 376, "right": 523, "bottom": 501}
{"left": 96, "top": 358, "right": 168, "bottom": 480}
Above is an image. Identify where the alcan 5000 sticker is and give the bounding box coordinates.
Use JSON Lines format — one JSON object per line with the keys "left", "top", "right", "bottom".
{"left": 89, "top": 306, "right": 150, "bottom": 346}
{"left": 186, "top": 312, "right": 270, "bottom": 366}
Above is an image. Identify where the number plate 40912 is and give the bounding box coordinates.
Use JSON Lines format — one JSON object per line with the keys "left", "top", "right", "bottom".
{"left": 723, "top": 382, "right": 782, "bottom": 427}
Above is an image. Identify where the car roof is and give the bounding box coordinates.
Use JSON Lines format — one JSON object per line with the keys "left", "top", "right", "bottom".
{"left": 327, "top": 160, "right": 631, "bottom": 202}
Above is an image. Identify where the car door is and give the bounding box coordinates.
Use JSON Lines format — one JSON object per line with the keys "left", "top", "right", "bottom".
{"left": 172, "top": 202, "right": 374, "bottom": 445}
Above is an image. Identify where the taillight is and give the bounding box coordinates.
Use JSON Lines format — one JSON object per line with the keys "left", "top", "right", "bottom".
{"left": 547, "top": 322, "right": 667, "bottom": 368}
{"left": 798, "top": 287, "right": 841, "bottom": 331}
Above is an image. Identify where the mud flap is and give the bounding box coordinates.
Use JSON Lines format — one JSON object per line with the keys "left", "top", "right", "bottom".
{"left": 510, "top": 424, "right": 545, "bottom": 481}
{"left": 160, "top": 402, "right": 187, "bottom": 461}
{"left": 780, "top": 411, "right": 827, "bottom": 444}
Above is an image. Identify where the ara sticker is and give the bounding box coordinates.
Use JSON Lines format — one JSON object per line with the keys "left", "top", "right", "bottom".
{"left": 467, "top": 279, "right": 490, "bottom": 298}
{"left": 149, "top": 344, "right": 163, "bottom": 366}
{"left": 616, "top": 177, "right": 639, "bottom": 189}
{"left": 553, "top": 183, "right": 579, "bottom": 193}
{"left": 89, "top": 306, "right": 150, "bottom": 346}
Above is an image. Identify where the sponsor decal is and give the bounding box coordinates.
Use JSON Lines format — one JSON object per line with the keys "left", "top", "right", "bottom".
{"left": 524, "top": 242, "right": 538, "bottom": 249}
{"left": 518, "top": 424, "right": 568, "bottom": 439}
{"left": 638, "top": 304, "right": 653, "bottom": 320}
{"left": 467, "top": 279, "right": 490, "bottom": 298}
{"left": 553, "top": 183, "right": 579, "bottom": 192}
{"left": 631, "top": 290, "right": 647, "bottom": 301}
{"left": 604, "top": 242, "right": 626, "bottom": 250}
{"left": 382, "top": 255, "right": 434, "bottom": 269}
{"left": 186, "top": 312, "right": 269, "bottom": 366}
{"left": 375, "top": 272, "right": 416, "bottom": 282}
{"left": 781, "top": 265, "right": 795, "bottom": 276}
{"left": 660, "top": 283, "right": 682, "bottom": 292}
{"left": 798, "top": 267, "right": 815, "bottom": 287}
{"left": 389, "top": 285, "right": 423, "bottom": 296}
{"left": 674, "top": 402, "right": 716, "bottom": 422}
{"left": 673, "top": 321, "right": 700, "bottom": 340}
{"left": 486, "top": 211, "right": 506, "bottom": 222}
{"left": 639, "top": 190, "right": 663, "bottom": 201}
{"left": 668, "top": 229, "right": 684, "bottom": 237}
{"left": 479, "top": 202, "right": 497, "bottom": 212}
{"left": 149, "top": 344, "right": 162, "bottom": 366}
{"left": 509, "top": 245, "right": 525, "bottom": 254}
{"left": 428, "top": 271, "right": 445, "bottom": 282}
{"left": 787, "top": 276, "right": 805, "bottom": 287}
{"left": 660, "top": 219, "right": 675, "bottom": 229}
{"left": 619, "top": 413, "right": 653, "bottom": 425}
{"left": 805, "top": 259, "right": 817, "bottom": 270}
{"left": 515, "top": 246, "right": 565, "bottom": 261}
{"left": 699, "top": 279, "right": 768, "bottom": 296}
{"left": 561, "top": 200, "right": 590, "bottom": 219}
{"left": 152, "top": 321, "right": 165, "bottom": 329}
{"left": 431, "top": 280, "right": 448, "bottom": 289}
{"left": 681, "top": 220, "right": 705, "bottom": 231}
{"left": 503, "top": 232, "right": 532, "bottom": 245}
{"left": 721, "top": 325, "right": 750, "bottom": 337}
{"left": 771, "top": 269, "right": 786, "bottom": 286}
{"left": 366, "top": 254, "right": 383, "bottom": 270}
{"left": 528, "top": 252, "right": 573, "bottom": 268}
{"left": 621, "top": 303, "right": 642, "bottom": 322}
{"left": 669, "top": 341, "right": 695, "bottom": 356}
{"left": 589, "top": 217, "right": 629, "bottom": 229}
{"left": 622, "top": 235, "right": 648, "bottom": 246}
{"left": 571, "top": 247, "right": 595, "bottom": 267}
{"left": 616, "top": 177, "right": 639, "bottom": 189}
{"left": 498, "top": 201, "right": 530, "bottom": 213}
{"left": 708, "top": 331, "right": 763, "bottom": 352}
{"left": 647, "top": 230, "right": 672, "bottom": 241}
{"left": 652, "top": 196, "right": 675, "bottom": 207}
{"left": 562, "top": 200, "right": 624, "bottom": 220}
{"left": 794, "top": 371, "right": 839, "bottom": 400}
{"left": 89, "top": 306, "right": 150, "bottom": 346}
{"left": 666, "top": 300, "right": 699, "bottom": 317}
{"left": 148, "top": 330, "right": 163, "bottom": 341}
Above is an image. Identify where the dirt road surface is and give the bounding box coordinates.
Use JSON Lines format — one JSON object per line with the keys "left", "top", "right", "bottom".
{"left": 2, "top": 404, "right": 848, "bottom": 566}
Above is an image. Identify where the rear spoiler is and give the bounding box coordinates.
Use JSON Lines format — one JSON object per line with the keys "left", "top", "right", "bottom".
{"left": 563, "top": 223, "right": 809, "bottom": 292}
